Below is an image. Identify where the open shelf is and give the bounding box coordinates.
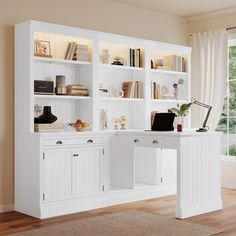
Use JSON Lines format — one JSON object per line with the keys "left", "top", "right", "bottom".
{"left": 150, "top": 69, "right": 188, "bottom": 76}
{"left": 99, "top": 97, "right": 144, "bottom": 102}
{"left": 151, "top": 99, "right": 187, "bottom": 103}
{"left": 34, "top": 94, "right": 91, "bottom": 100}
{"left": 134, "top": 182, "right": 156, "bottom": 189}
{"left": 34, "top": 57, "right": 92, "bottom": 66}
{"left": 100, "top": 63, "right": 144, "bottom": 71}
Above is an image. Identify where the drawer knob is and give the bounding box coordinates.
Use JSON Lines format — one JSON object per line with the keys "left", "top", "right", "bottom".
{"left": 73, "top": 154, "right": 79, "bottom": 157}
{"left": 152, "top": 140, "right": 159, "bottom": 144}
{"left": 134, "top": 139, "right": 139, "bottom": 143}
{"left": 56, "top": 141, "right": 63, "bottom": 144}
{"left": 87, "top": 139, "right": 93, "bottom": 143}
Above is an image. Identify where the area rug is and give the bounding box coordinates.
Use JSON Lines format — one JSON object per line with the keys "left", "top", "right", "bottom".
{"left": 11, "top": 210, "right": 223, "bottom": 236}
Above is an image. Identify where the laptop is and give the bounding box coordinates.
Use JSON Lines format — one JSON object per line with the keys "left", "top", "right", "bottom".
{"left": 151, "top": 112, "right": 175, "bottom": 131}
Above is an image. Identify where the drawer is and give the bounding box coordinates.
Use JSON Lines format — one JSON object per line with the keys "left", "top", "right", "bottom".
{"left": 43, "top": 137, "right": 104, "bottom": 147}
{"left": 127, "top": 136, "right": 178, "bottom": 149}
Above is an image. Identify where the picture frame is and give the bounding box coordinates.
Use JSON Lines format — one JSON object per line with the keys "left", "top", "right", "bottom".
{"left": 34, "top": 39, "right": 52, "bottom": 58}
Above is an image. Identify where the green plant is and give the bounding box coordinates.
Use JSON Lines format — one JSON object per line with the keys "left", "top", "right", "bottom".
{"left": 228, "top": 144, "right": 236, "bottom": 156}
{"left": 169, "top": 103, "right": 192, "bottom": 117}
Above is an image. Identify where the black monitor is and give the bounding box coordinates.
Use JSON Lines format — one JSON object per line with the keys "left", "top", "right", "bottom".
{"left": 151, "top": 113, "right": 175, "bottom": 131}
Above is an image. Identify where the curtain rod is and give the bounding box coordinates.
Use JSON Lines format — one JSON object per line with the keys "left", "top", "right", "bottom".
{"left": 188, "top": 26, "right": 236, "bottom": 36}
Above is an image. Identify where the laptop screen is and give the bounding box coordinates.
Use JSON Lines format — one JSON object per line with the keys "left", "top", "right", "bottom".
{"left": 151, "top": 113, "right": 175, "bottom": 131}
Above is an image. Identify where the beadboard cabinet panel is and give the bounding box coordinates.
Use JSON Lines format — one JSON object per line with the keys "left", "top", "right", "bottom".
{"left": 43, "top": 149, "right": 73, "bottom": 203}
{"left": 73, "top": 147, "right": 103, "bottom": 198}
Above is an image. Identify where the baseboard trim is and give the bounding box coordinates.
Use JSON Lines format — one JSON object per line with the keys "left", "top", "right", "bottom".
{"left": 176, "top": 199, "right": 222, "bottom": 219}
{"left": 0, "top": 204, "right": 14, "bottom": 213}
{"left": 222, "top": 183, "right": 236, "bottom": 189}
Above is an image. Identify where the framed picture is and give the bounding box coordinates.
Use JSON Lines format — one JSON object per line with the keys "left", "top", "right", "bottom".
{"left": 34, "top": 39, "right": 52, "bottom": 58}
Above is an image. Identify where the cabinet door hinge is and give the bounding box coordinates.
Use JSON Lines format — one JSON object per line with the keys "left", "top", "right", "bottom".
{"left": 43, "top": 152, "right": 45, "bottom": 160}
{"left": 43, "top": 193, "right": 45, "bottom": 201}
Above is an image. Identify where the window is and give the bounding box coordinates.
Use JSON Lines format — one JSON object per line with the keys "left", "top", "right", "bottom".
{"left": 216, "top": 42, "right": 236, "bottom": 157}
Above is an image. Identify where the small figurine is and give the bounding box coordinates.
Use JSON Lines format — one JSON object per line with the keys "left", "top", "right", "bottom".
{"left": 112, "top": 118, "right": 119, "bottom": 130}
{"left": 173, "top": 83, "right": 178, "bottom": 99}
{"left": 119, "top": 115, "right": 128, "bottom": 130}
{"left": 99, "top": 109, "right": 108, "bottom": 130}
{"left": 173, "top": 78, "right": 184, "bottom": 99}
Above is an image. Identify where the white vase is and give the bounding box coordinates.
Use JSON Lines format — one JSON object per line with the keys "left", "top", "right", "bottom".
{"left": 101, "top": 49, "right": 110, "bottom": 64}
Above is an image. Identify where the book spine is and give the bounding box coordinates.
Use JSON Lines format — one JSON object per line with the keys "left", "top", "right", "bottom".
{"left": 65, "top": 42, "right": 71, "bottom": 60}
{"left": 132, "top": 49, "right": 135, "bottom": 67}
{"left": 130, "top": 49, "right": 132, "bottom": 67}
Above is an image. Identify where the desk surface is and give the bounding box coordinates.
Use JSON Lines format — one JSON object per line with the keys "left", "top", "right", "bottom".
{"left": 36, "top": 129, "right": 222, "bottom": 138}
{"left": 116, "top": 129, "right": 222, "bottom": 137}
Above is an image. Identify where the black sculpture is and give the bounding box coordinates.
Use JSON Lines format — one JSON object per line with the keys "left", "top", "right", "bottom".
{"left": 34, "top": 106, "right": 57, "bottom": 124}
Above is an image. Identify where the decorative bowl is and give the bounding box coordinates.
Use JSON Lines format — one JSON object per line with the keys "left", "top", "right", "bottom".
{"left": 75, "top": 125, "right": 90, "bottom": 132}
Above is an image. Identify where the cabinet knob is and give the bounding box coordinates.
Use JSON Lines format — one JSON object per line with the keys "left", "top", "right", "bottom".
{"left": 87, "top": 139, "right": 93, "bottom": 143}
{"left": 152, "top": 140, "right": 159, "bottom": 144}
{"left": 134, "top": 139, "right": 139, "bottom": 143}
{"left": 56, "top": 141, "right": 63, "bottom": 144}
{"left": 73, "top": 154, "right": 79, "bottom": 157}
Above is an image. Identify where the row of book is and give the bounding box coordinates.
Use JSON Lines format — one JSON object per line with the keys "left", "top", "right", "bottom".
{"left": 122, "top": 81, "right": 142, "bottom": 98}
{"left": 34, "top": 123, "right": 64, "bottom": 132}
{"left": 65, "top": 42, "right": 89, "bottom": 61}
{"left": 67, "top": 84, "right": 89, "bottom": 96}
{"left": 151, "top": 82, "right": 162, "bottom": 99}
{"left": 129, "top": 48, "right": 141, "bottom": 67}
{"left": 162, "top": 55, "right": 186, "bottom": 72}
{"left": 151, "top": 82, "right": 176, "bottom": 100}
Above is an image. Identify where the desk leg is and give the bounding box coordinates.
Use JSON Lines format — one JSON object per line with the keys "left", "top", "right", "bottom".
{"left": 176, "top": 135, "right": 222, "bottom": 219}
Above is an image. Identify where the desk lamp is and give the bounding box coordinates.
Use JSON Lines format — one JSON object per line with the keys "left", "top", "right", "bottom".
{"left": 192, "top": 98, "right": 212, "bottom": 132}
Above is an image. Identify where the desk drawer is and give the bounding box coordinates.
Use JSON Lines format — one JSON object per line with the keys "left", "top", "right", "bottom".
{"left": 43, "top": 137, "right": 104, "bottom": 147}
{"left": 128, "top": 136, "right": 177, "bottom": 148}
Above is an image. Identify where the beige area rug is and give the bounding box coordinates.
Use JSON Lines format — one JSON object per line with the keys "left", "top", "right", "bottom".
{"left": 11, "top": 210, "right": 223, "bottom": 236}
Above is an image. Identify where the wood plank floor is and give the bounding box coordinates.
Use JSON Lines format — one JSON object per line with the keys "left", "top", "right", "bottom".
{"left": 0, "top": 188, "right": 235, "bottom": 235}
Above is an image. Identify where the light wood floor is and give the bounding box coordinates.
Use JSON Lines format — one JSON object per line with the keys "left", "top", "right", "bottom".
{"left": 0, "top": 188, "right": 235, "bottom": 235}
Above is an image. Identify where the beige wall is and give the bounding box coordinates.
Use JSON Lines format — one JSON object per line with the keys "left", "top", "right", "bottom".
{"left": 0, "top": 0, "right": 187, "bottom": 206}
{"left": 187, "top": 10, "right": 236, "bottom": 35}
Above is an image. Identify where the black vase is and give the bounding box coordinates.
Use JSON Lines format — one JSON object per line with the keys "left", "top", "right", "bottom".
{"left": 34, "top": 106, "right": 57, "bottom": 124}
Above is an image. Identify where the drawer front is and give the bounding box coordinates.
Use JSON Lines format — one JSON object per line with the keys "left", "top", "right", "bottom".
{"left": 43, "top": 137, "right": 104, "bottom": 147}
{"left": 128, "top": 136, "right": 177, "bottom": 149}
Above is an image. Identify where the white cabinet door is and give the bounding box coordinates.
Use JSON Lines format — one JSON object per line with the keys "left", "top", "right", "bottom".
{"left": 73, "top": 147, "right": 103, "bottom": 198}
{"left": 43, "top": 149, "right": 73, "bottom": 202}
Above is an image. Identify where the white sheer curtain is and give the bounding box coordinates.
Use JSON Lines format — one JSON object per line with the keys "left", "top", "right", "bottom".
{"left": 191, "top": 29, "right": 228, "bottom": 130}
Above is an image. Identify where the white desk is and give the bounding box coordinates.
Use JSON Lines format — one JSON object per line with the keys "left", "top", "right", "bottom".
{"left": 15, "top": 129, "right": 222, "bottom": 219}
{"left": 111, "top": 130, "right": 222, "bottom": 219}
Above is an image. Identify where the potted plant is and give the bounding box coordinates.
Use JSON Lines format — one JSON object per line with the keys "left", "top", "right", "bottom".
{"left": 169, "top": 103, "right": 192, "bottom": 132}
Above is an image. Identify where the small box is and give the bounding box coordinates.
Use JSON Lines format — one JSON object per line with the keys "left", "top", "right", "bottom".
{"left": 34, "top": 80, "right": 54, "bottom": 95}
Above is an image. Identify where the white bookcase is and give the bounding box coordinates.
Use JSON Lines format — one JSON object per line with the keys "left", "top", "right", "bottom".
{"left": 15, "top": 20, "right": 191, "bottom": 134}
{"left": 15, "top": 20, "right": 191, "bottom": 218}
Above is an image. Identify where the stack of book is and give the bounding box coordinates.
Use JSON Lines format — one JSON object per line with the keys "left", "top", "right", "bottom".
{"left": 34, "top": 123, "right": 64, "bottom": 132}
{"left": 163, "top": 55, "right": 186, "bottom": 72}
{"left": 65, "top": 42, "right": 89, "bottom": 61}
{"left": 129, "top": 48, "right": 141, "bottom": 67}
{"left": 67, "top": 84, "right": 89, "bottom": 96}
{"left": 122, "top": 81, "right": 142, "bottom": 98}
{"left": 151, "top": 82, "right": 162, "bottom": 99}
{"left": 76, "top": 44, "right": 89, "bottom": 61}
